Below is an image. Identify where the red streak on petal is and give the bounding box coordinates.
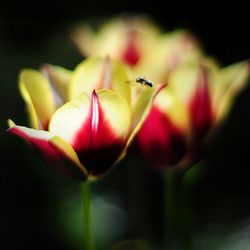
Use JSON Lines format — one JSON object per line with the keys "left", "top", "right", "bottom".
{"left": 189, "top": 66, "right": 213, "bottom": 144}
{"left": 122, "top": 30, "right": 140, "bottom": 67}
{"left": 72, "top": 91, "right": 126, "bottom": 176}
{"left": 137, "top": 106, "right": 187, "bottom": 169}
{"left": 8, "top": 127, "right": 86, "bottom": 180}
{"left": 91, "top": 90, "right": 99, "bottom": 136}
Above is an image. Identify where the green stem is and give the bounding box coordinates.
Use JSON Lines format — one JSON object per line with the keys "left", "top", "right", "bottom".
{"left": 82, "top": 181, "right": 95, "bottom": 250}
{"left": 164, "top": 170, "right": 176, "bottom": 250}
{"left": 163, "top": 162, "right": 203, "bottom": 250}
{"left": 180, "top": 160, "right": 205, "bottom": 250}
{"left": 127, "top": 156, "right": 152, "bottom": 243}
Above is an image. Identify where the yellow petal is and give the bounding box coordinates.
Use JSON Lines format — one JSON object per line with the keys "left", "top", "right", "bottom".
{"left": 154, "top": 87, "right": 190, "bottom": 135}
{"left": 89, "top": 18, "right": 127, "bottom": 59}
{"left": 19, "top": 69, "right": 56, "bottom": 129}
{"left": 41, "top": 64, "right": 72, "bottom": 102}
{"left": 49, "top": 92, "right": 90, "bottom": 143}
{"left": 70, "top": 25, "right": 95, "bottom": 56}
{"left": 98, "top": 16, "right": 161, "bottom": 59}
{"left": 7, "top": 120, "right": 53, "bottom": 140}
{"left": 168, "top": 58, "right": 218, "bottom": 106}
{"left": 127, "top": 84, "right": 166, "bottom": 147}
{"left": 69, "top": 58, "right": 103, "bottom": 99}
{"left": 214, "top": 60, "right": 250, "bottom": 124}
{"left": 69, "top": 57, "right": 131, "bottom": 104}
{"left": 96, "top": 89, "right": 131, "bottom": 139}
{"left": 167, "top": 62, "right": 201, "bottom": 105}
{"left": 104, "top": 58, "right": 131, "bottom": 104}
{"left": 135, "top": 30, "right": 202, "bottom": 83}
{"left": 8, "top": 119, "right": 16, "bottom": 128}
{"left": 70, "top": 19, "right": 126, "bottom": 59}
{"left": 49, "top": 136, "right": 88, "bottom": 179}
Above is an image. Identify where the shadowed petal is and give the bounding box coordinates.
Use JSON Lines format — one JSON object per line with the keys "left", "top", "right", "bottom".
{"left": 189, "top": 65, "right": 213, "bottom": 142}
{"left": 213, "top": 61, "right": 250, "bottom": 125}
{"left": 41, "top": 64, "right": 72, "bottom": 103}
{"left": 7, "top": 120, "right": 87, "bottom": 180}
{"left": 19, "top": 69, "right": 56, "bottom": 130}
{"left": 137, "top": 106, "right": 187, "bottom": 168}
{"left": 49, "top": 136, "right": 88, "bottom": 180}
{"left": 127, "top": 83, "right": 167, "bottom": 147}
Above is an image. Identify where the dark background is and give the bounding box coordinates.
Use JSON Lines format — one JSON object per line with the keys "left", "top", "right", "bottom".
{"left": 1, "top": 1, "right": 250, "bottom": 249}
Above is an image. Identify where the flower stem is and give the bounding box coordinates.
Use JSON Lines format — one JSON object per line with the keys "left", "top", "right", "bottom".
{"left": 164, "top": 169, "right": 176, "bottom": 250}
{"left": 180, "top": 160, "right": 205, "bottom": 250}
{"left": 127, "top": 155, "right": 152, "bottom": 243}
{"left": 82, "top": 181, "right": 95, "bottom": 250}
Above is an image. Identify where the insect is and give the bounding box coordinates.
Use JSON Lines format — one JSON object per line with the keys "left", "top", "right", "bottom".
{"left": 126, "top": 76, "right": 154, "bottom": 88}
{"left": 135, "top": 76, "right": 154, "bottom": 87}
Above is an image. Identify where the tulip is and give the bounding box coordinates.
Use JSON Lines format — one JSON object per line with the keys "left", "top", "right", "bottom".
{"left": 7, "top": 57, "right": 168, "bottom": 250}
{"left": 135, "top": 57, "right": 249, "bottom": 250}
{"left": 137, "top": 59, "right": 250, "bottom": 169}
{"left": 70, "top": 16, "right": 161, "bottom": 67}
{"left": 8, "top": 57, "right": 165, "bottom": 181}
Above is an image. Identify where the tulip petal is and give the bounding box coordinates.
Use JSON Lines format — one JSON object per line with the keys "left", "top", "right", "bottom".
{"left": 19, "top": 69, "right": 56, "bottom": 129}
{"left": 70, "top": 25, "right": 95, "bottom": 56}
{"left": 213, "top": 61, "right": 250, "bottom": 124}
{"left": 69, "top": 57, "right": 131, "bottom": 104}
{"left": 41, "top": 64, "right": 72, "bottom": 103}
{"left": 89, "top": 19, "right": 127, "bottom": 59}
{"left": 138, "top": 30, "right": 202, "bottom": 83}
{"left": 135, "top": 86, "right": 189, "bottom": 168}
{"left": 127, "top": 84, "right": 166, "bottom": 148}
{"left": 49, "top": 136, "right": 88, "bottom": 180}
{"left": 163, "top": 30, "right": 201, "bottom": 68}
{"left": 137, "top": 105, "right": 187, "bottom": 168}
{"left": 189, "top": 65, "right": 213, "bottom": 142}
{"left": 49, "top": 90, "right": 130, "bottom": 177}
{"left": 154, "top": 87, "right": 190, "bottom": 135}
{"left": 168, "top": 62, "right": 201, "bottom": 105}
{"left": 69, "top": 58, "right": 104, "bottom": 99}
{"left": 108, "top": 59, "right": 131, "bottom": 105}
{"left": 7, "top": 120, "right": 87, "bottom": 180}
{"left": 121, "top": 29, "right": 141, "bottom": 66}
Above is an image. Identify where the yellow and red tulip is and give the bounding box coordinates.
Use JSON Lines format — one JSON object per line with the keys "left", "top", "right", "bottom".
{"left": 71, "top": 16, "right": 161, "bottom": 67}
{"left": 137, "top": 59, "right": 250, "bottom": 169}
{"left": 8, "top": 57, "right": 165, "bottom": 180}
{"left": 70, "top": 16, "right": 203, "bottom": 78}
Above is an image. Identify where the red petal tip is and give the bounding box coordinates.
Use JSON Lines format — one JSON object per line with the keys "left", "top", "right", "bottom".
{"left": 153, "top": 83, "right": 168, "bottom": 100}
